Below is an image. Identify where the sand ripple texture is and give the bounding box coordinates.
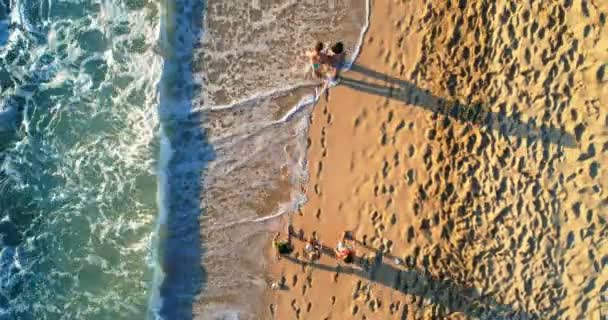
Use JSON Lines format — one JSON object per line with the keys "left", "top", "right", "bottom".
{"left": 269, "top": 0, "right": 607, "bottom": 319}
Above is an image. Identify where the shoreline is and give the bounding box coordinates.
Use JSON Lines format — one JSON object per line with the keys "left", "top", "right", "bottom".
{"left": 190, "top": 1, "right": 371, "bottom": 318}
{"left": 263, "top": 0, "right": 607, "bottom": 319}
{"left": 153, "top": 0, "right": 207, "bottom": 318}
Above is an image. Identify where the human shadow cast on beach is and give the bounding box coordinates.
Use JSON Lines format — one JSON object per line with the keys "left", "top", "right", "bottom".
{"left": 284, "top": 240, "right": 540, "bottom": 320}
{"left": 340, "top": 64, "right": 576, "bottom": 149}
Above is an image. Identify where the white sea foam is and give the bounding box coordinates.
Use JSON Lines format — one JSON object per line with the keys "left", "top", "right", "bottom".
{"left": 0, "top": 0, "right": 163, "bottom": 318}
{"left": 201, "top": 0, "right": 371, "bottom": 223}
{"left": 183, "top": 1, "right": 372, "bottom": 318}
{"left": 146, "top": 127, "right": 172, "bottom": 320}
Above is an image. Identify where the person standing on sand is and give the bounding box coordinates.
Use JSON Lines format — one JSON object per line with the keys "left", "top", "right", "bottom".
{"left": 317, "top": 41, "right": 346, "bottom": 102}
{"left": 304, "top": 237, "right": 322, "bottom": 262}
{"left": 306, "top": 41, "right": 329, "bottom": 79}
{"left": 328, "top": 41, "right": 346, "bottom": 80}
{"left": 273, "top": 224, "right": 294, "bottom": 259}
{"left": 335, "top": 230, "right": 356, "bottom": 263}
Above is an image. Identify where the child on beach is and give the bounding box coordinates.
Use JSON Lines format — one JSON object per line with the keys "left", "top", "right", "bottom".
{"left": 335, "top": 231, "right": 355, "bottom": 263}
{"left": 304, "top": 41, "right": 346, "bottom": 100}
{"left": 273, "top": 224, "right": 295, "bottom": 259}
{"left": 304, "top": 237, "right": 321, "bottom": 262}
{"left": 306, "top": 41, "right": 328, "bottom": 79}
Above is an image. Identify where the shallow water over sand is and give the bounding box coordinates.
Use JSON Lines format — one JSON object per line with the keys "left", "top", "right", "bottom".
{"left": 189, "top": 1, "right": 368, "bottom": 318}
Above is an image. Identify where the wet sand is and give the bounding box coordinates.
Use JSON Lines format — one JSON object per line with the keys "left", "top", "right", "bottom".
{"left": 265, "top": 0, "right": 607, "bottom": 319}
{"left": 191, "top": 1, "right": 368, "bottom": 318}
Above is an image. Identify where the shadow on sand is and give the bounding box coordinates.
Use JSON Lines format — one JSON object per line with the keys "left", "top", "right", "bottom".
{"left": 285, "top": 236, "right": 540, "bottom": 319}
{"left": 340, "top": 64, "right": 576, "bottom": 149}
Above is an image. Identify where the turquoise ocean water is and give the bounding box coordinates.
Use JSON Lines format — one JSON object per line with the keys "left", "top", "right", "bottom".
{"left": 0, "top": 0, "right": 198, "bottom": 318}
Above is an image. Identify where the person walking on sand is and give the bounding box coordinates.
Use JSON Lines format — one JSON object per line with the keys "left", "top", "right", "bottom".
{"left": 318, "top": 41, "right": 346, "bottom": 102}
{"left": 273, "top": 224, "right": 294, "bottom": 259}
{"left": 335, "top": 230, "right": 356, "bottom": 264}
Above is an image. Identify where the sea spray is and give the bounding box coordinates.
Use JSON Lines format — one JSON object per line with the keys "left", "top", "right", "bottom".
{"left": 0, "top": 0, "right": 163, "bottom": 318}
{"left": 147, "top": 128, "right": 172, "bottom": 319}
{"left": 152, "top": 0, "right": 208, "bottom": 319}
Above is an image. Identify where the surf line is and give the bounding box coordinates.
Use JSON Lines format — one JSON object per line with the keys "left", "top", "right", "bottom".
{"left": 191, "top": 0, "right": 371, "bottom": 122}
{"left": 147, "top": 0, "right": 371, "bottom": 317}
{"left": 201, "top": 0, "right": 372, "bottom": 232}
{"left": 146, "top": 0, "right": 171, "bottom": 315}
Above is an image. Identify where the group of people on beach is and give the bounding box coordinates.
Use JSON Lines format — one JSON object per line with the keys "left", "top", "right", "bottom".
{"left": 270, "top": 41, "right": 354, "bottom": 264}
{"left": 269, "top": 41, "right": 355, "bottom": 267}
{"left": 306, "top": 41, "right": 346, "bottom": 82}
{"left": 273, "top": 227, "right": 356, "bottom": 264}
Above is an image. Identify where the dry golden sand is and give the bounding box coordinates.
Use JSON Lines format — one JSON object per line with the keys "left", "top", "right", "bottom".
{"left": 264, "top": 0, "right": 607, "bottom": 319}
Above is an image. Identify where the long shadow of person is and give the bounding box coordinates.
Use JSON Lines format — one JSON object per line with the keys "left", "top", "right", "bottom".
{"left": 284, "top": 241, "right": 540, "bottom": 320}
{"left": 340, "top": 64, "right": 576, "bottom": 149}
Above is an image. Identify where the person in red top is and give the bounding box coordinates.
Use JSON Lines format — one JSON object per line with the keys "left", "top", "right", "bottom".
{"left": 335, "top": 230, "right": 355, "bottom": 263}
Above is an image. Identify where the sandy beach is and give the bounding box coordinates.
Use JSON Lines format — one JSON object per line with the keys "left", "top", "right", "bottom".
{"left": 264, "top": 1, "right": 607, "bottom": 319}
